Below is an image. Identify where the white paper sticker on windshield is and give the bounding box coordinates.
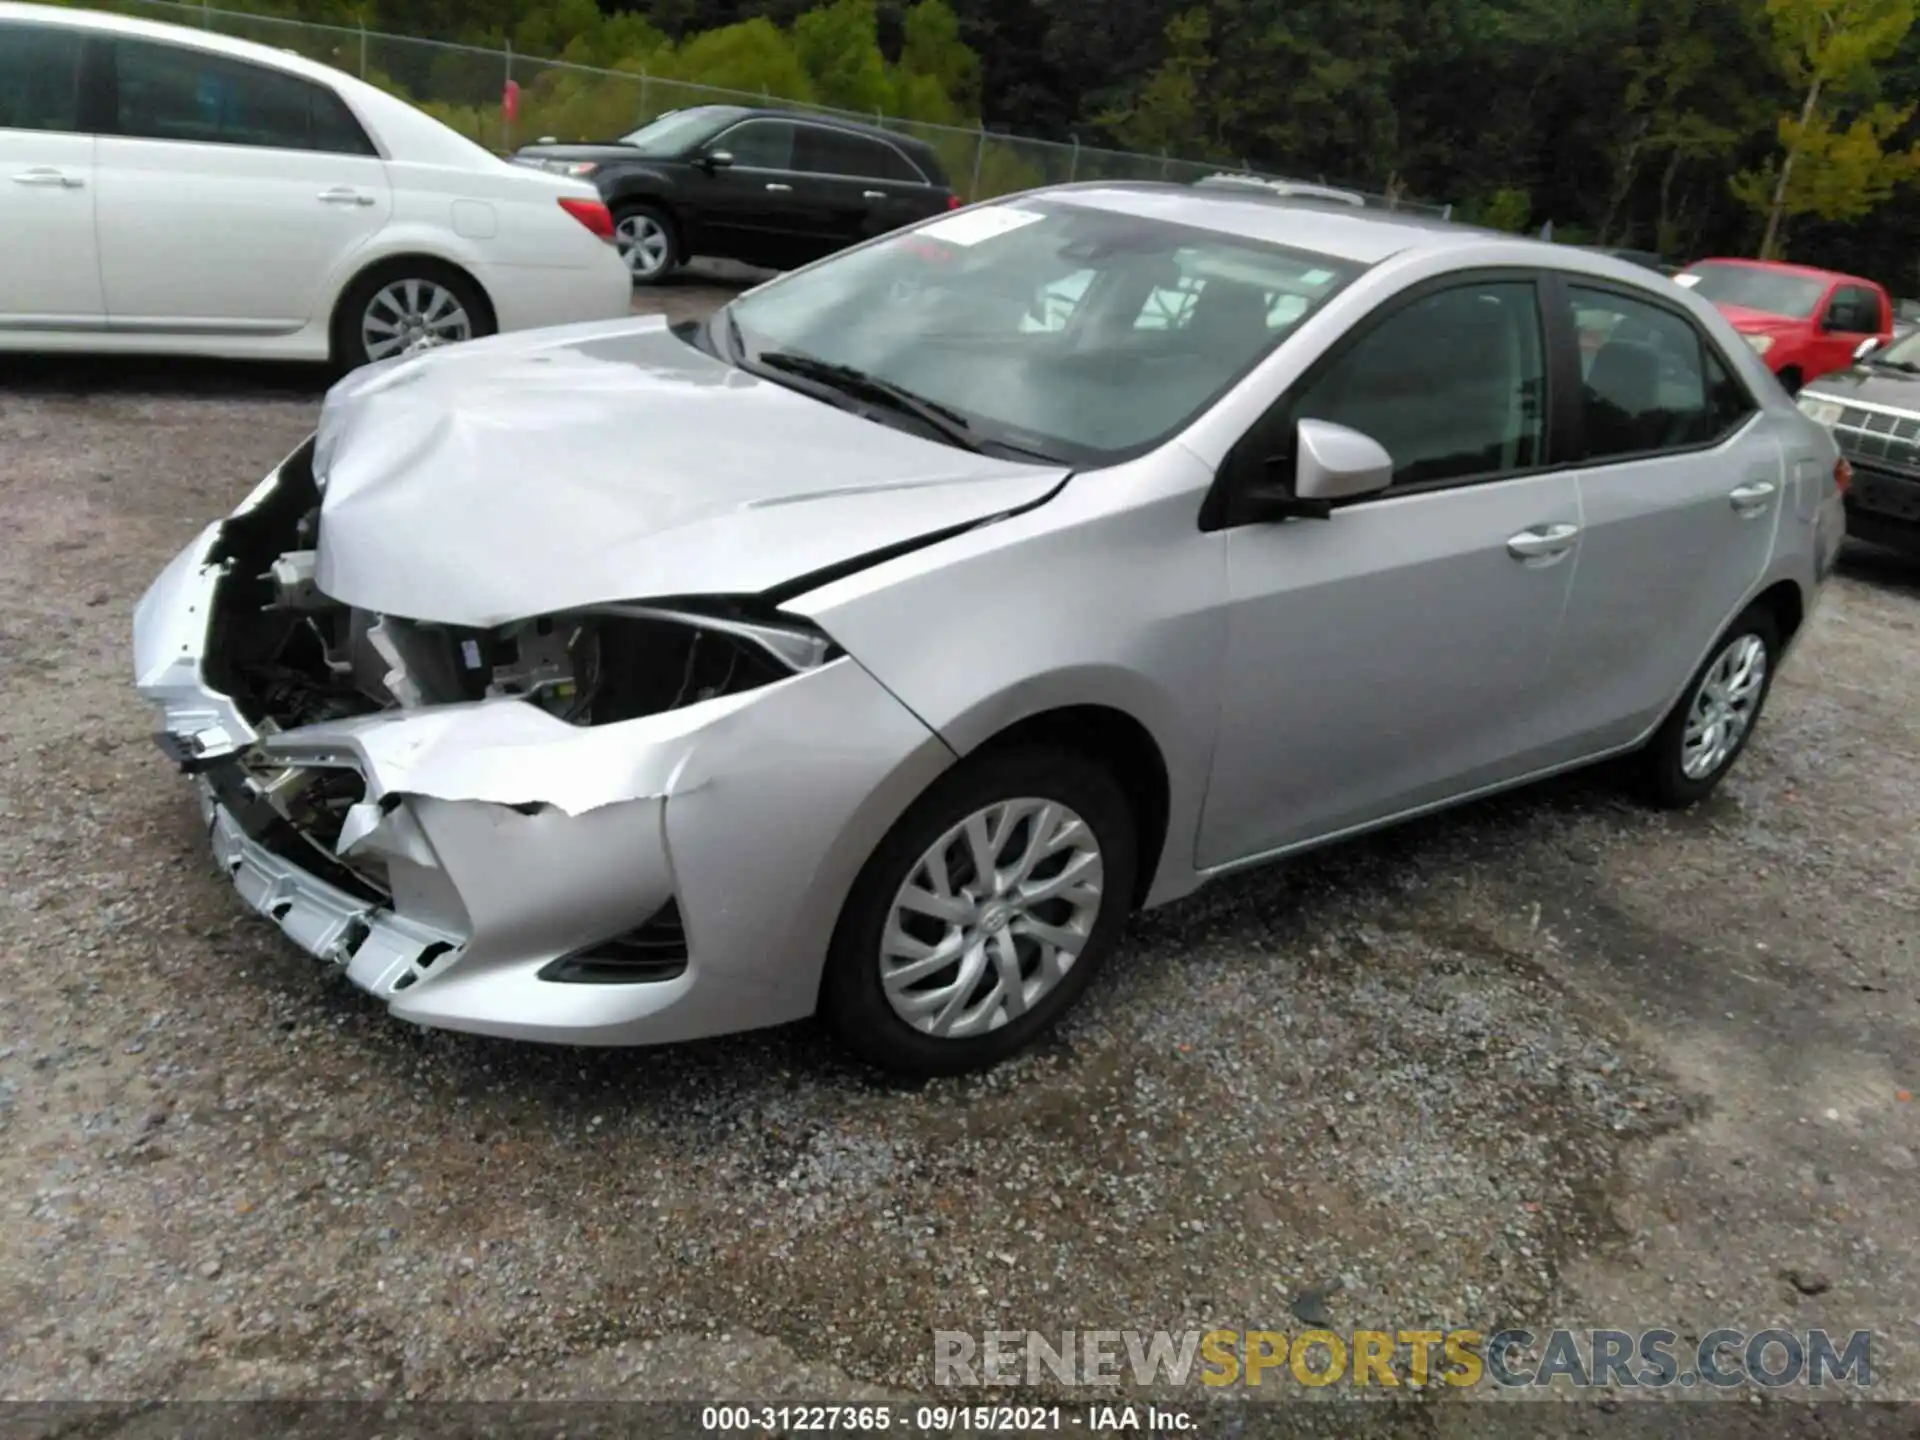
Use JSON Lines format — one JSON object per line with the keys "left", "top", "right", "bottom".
{"left": 916, "top": 206, "right": 1046, "bottom": 247}
{"left": 1672, "top": 273, "right": 1702, "bottom": 288}
{"left": 1299, "top": 268, "right": 1335, "bottom": 286}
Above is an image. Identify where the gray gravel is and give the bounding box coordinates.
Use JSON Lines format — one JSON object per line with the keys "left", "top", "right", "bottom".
{"left": 2, "top": 276, "right": 1918, "bottom": 1410}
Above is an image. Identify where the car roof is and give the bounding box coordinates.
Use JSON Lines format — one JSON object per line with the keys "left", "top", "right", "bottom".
{"left": 1686, "top": 256, "right": 1879, "bottom": 288}
{"left": 1040, "top": 181, "right": 1543, "bottom": 266}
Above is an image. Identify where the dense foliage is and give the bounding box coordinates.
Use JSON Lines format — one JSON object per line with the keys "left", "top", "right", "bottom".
{"left": 90, "top": 0, "right": 1920, "bottom": 288}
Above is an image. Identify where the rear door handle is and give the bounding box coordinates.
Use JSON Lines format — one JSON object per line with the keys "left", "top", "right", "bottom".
{"left": 317, "top": 187, "right": 375, "bottom": 206}
{"left": 861, "top": 189, "right": 886, "bottom": 200}
{"left": 1729, "top": 480, "right": 1777, "bottom": 515}
{"left": 765, "top": 182, "right": 793, "bottom": 193}
{"left": 12, "top": 167, "right": 83, "bottom": 188}
{"left": 1506, "top": 522, "right": 1581, "bottom": 562}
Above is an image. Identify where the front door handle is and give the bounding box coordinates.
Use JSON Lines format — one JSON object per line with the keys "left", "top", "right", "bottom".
{"left": 861, "top": 189, "right": 886, "bottom": 200}
{"left": 317, "top": 187, "right": 375, "bottom": 206}
{"left": 12, "top": 167, "right": 83, "bottom": 189}
{"left": 1729, "top": 480, "right": 1777, "bottom": 515}
{"left": 765, "top": 182, "right": 793, "bottom": 193}
{"left": 1506, "top": 522, "right": 1581, "bottom": 562}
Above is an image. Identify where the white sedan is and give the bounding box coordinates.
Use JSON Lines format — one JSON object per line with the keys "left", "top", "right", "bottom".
{"left": 0, "top": 1, "right": 632, "bottom": 367}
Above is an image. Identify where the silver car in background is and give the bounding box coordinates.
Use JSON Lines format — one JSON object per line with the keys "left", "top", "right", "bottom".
{"left": 133, "top": 184, "right": 1848, "bottom": 1075}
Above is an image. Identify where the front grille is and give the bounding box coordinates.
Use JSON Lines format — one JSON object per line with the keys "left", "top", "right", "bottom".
{"left": 1832, "top": 405, "right": 1920, "bottom": 475}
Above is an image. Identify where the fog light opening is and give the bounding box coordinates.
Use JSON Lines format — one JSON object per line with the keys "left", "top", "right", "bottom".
{"left": 539, "top": 899, "right": 689, "bottom": 985}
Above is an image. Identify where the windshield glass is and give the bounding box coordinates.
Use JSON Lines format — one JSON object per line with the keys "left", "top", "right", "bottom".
{"left": 1678, "top": 263, "right": 1825, "bottom": 319}
{"left": 618, "top": 107, "right": 732, "bottom": 155}
{"left": 723, "top": 199, "right": 1360, "bottom": 463}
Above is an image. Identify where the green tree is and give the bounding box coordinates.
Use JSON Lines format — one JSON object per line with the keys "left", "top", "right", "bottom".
{"left": 898, "top": 0, "right": 982, "bottom": 114}
{"left": 1098, "top": 7, "right": 1213, "bottom": 155}
{"left": 1734, "top": 0, "right": 1920, "bottom": 255}
{"left": 664, "top": 16, "right": 817, "bottom": 98}
{"left": 792, "top": 0, "right": 891, "bottom": 111}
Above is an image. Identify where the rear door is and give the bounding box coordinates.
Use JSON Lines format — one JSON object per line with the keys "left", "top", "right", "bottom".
{"left": 0, "top": 19, "right": 102, "bottom": 329}
{"left": 792, "top": 125, "right": 938, "bottom": 248}
{"left": 92, "top": 37, "right": 391, "bottom": 333}
{"left": 1532, "top": 277, "right": 1777, "bottom": 756}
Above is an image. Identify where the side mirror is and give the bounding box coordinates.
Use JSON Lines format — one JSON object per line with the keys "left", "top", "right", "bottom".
{"left": 1244, "top": 419, "right": 1394, "bottom": 521}
{"left": 698, "top": 149, "right": 735, "bottom": 172}
{"left": 1854, "top": 336, "right": 1882, "bottom": 361}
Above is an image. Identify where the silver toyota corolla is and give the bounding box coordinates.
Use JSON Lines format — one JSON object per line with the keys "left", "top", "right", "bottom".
{"left": 133, "top": 184, "right": 1848, "bottom": 1074}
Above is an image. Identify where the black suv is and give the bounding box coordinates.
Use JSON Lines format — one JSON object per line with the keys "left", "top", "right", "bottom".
{"left": 514, "top": 104, "right": 960, "bottom": 284}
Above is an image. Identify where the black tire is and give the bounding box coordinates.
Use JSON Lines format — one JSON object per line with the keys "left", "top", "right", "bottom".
{"left": 1778, "top": 365, "right": 1804, "bottom": 396}
{"left": 331, "top": 259, "right": 493, "bottom": 372}
{"left": 1638, "top": 603, "right": 1781, "bottom": 808}
{"left": 612, "top": 202, "right": 681, "bottom": 286}
{"left": 820, "top": 745, "right": 1138, "bottom": 1076}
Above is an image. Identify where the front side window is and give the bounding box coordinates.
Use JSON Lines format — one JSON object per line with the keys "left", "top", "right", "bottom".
{"left": 1567, "top": 285, "right": 1754, "bottom": 462}
{"left": 715, "top": 119, "right": 795, "bottom": 170}
{"left": 1293, "top": 281, "right": 1546, "bottom": 487}
{"left": 0, "top": 21, "right": 84, "bottom": 133}
{"left": 1677, "top": 262, "right": 1825, "bottom": 320}
{"left": 725, "top": 199, "right": 1359, "bottom": 463}
{"left": 1826, "top": 285, "right": 1881, "bottom": 333}
{"left": 110, "top": 40, "right": 374, "bottom": 154}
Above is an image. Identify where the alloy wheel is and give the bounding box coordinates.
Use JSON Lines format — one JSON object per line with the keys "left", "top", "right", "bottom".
{"left": 616, "top": 214, "right": 672, "bottom": 279}
{"left": 879, "top": 797, "right": 1104, "bottom": 1038}
{"left": 1680, "top": 632, "right": 1769, "bottom": 780}
{"left": 361, "top": 279, "right": 472, "bottom": 362}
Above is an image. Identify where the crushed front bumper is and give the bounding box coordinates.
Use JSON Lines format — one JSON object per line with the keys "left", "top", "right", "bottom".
{"left": 132, "top": 471, "right": 955, "bottom": 1047}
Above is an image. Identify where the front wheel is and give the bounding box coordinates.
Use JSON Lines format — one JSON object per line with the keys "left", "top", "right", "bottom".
{"left": 1638, "top": 604, "right": 1781, "bottom": 807}
{"left": 820, "top": 745, "right": 1137, "bottom": 1076}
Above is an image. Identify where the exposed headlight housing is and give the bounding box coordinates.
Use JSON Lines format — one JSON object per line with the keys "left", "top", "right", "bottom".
{"left": 1743, "top": 332, "right": 1776, "bottom": 355}
{"left": 552, "top": 160, "right": 599, "bottom": 178}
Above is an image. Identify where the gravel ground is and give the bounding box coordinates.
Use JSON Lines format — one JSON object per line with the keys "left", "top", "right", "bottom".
{"left": 2, "top": 274, "right": 1918, "bottom": 1420}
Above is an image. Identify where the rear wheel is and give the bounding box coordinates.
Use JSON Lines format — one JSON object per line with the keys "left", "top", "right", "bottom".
{"left": 613, "top": 203, "right": 679, "bottom": 285}
{"left": 332, "top": 261, "right": 491, "bottom": 370}
{"left": 1637, "top": 604, "right": 1781, "bottom": 808}
{"left": 820, "top": 745, "right": 1137, "bottom": 1076}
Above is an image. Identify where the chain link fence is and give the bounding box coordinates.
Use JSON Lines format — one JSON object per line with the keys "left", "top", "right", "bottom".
{"left": 78, "top": 0, "right": 1451, "bottom": 216}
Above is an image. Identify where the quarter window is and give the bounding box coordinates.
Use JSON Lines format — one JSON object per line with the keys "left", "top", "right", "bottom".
{"left": 109, "top": 39, "right": 376, "bottom": 155}
{"left": 716, "top": 119, "right": 795, "bottom": 170}
{"left": 1294, "top": 281, "right": 1547, "bottom": 487}
{"left": 0, "top": 22, "right": 85, "bottom": 133}
{"left": 1566, "top": 286, "right": 1754, "bottom": 462}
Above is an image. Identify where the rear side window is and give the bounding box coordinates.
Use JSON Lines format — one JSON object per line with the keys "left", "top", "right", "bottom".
{"left": 0, "top": 22, "right": 85, "bottom": 133}
{"left": 1294, "top": 281, "right": 1548, "bottom": 487}
{"left": 108, "top": 39, "right": 376, "bottom": 155}
{"left": 796, "top": 126, "right": 902, "bottom": 180}
{"left": 1566, "top": 285, "right": 1755, "bottom": 462}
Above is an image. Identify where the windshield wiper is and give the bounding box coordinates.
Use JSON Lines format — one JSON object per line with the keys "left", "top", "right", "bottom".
{"left": 753, "top": 350, "right": 989, "bottom": 452}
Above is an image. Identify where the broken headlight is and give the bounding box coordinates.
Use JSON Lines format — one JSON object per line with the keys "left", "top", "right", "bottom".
{"left": 478, "top": 600, "right": 841, "bottom": 726}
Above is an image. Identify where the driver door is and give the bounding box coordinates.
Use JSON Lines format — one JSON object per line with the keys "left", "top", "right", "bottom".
{"left": 1197, "top": 274, "right": 1583, "bottom": 868}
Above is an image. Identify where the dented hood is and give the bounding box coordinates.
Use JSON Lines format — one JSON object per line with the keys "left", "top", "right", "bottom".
{"left": 311, "top": 316, "right": 1069, "bottom": 627}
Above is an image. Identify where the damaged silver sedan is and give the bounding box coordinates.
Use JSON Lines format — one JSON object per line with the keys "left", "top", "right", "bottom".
{"left": 135, "top": 185, "right": 1844, "bottom": 1074}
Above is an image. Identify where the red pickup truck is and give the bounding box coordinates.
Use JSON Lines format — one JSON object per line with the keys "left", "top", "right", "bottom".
{"left": 1673, "top": 257, "right": 1891, "bottom": 393}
